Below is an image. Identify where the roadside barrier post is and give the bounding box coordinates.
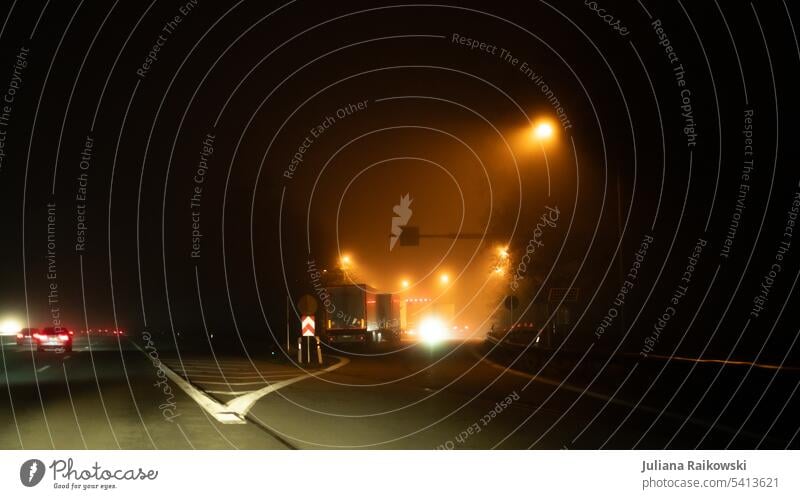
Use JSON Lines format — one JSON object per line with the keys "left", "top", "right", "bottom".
{"left": 297, "top": 337, "right": 302, "bottom": 364}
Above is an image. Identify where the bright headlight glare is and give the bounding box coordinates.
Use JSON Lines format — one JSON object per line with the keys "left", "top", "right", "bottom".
{"left": 0, "top": 318, "right": 23, "bottom": 335}
{"left": 419, "top": 317, "right": 447, "bottom": 345}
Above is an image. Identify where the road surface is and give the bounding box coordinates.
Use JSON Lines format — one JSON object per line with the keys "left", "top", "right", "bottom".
{"left": 0, "top": 335, "right": 795, "bottom": 449}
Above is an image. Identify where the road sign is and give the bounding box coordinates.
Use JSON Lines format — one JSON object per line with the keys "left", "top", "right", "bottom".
{"left": 504, "top": 295, "right": 519, "bottom": 311}
{"left": 297, "top": 294, "right": 318, "bottom": 315}
{"left": 301, "top": 315, "right": 315, "bottom": 337}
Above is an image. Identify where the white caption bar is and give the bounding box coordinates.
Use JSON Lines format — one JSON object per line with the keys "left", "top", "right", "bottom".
{"left": 0, "top": 450, "right": 797, "bottom": 498}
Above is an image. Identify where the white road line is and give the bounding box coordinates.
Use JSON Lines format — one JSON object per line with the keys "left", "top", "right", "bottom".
{"left": 180, "top": 373, "right": 303, "bottom": 381}
{"left": 193, "top": 380, "right": 284, "bottom": 386}
{"left": 475, "top": 347, "right": 761, "bottom": 438}
{"left": 172, "top": 366, "right": 266, "bottom": 372}
{"left": 132, "top": 346, "right": 245, "bottom": 423}
{"left": 206, "top": 390, "right": 257, "bottom": 396}
{"left": 225, "top": 357, "right": 350, "bottom": 417}
{"left": 168, "top": 367, "right": 257, "bottom": 372}
{"left": 175, "top": 368, "right": 311, "bottom": 376}
{"left": 134, "top": 343, "right": 349, "bottom": 424}
{"left": 174, "top": 368, "right": 302, "bottom": 373}
{"left": 477, "top": 349, "right": 645, "bottom": 407}
{"left": 163, "top": 360, "right": 267, "bottom": 367}
{"left": 36, "top": 365, "right": 50, "bottom": 373}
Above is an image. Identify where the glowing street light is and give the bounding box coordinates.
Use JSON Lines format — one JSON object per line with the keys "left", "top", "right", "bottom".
{"left": 531, "top": 120, "right": 555, "bottom": 141}
{"left": 498, "top": 246, "right": 509, "bottom": 259}
{"left": 439, "top": 273, "right": 450, "bottom": 285}
{"left": 339, "top": 254, "right": 352, "bottom": 268}
{"left": 401, "top": 279, "right": 410, "bottom": 289}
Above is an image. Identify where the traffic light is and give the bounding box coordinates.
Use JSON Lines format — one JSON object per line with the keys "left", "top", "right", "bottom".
{"left": 398, "top": 225, "right": 419, "bottom": 246}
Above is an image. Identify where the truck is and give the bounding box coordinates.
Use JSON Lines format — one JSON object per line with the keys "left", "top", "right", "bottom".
{"left": 323, "top": 284, "right": 401, "bottom": 344}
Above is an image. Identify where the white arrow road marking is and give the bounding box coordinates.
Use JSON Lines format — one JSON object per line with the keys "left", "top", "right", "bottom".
{"left": 163, "top": 359, "right": 267, "bottom": 367}
{"left": 133, "top": 341, "right": 348, "bottom": 424}
{"left": 177, "top": 372, "right": 303, "bottom": 380}
{"left": 206, "top": 390, "right": 257, "bottom": 396}
{"left": 197, "top": 380, "right": 294, "bottom": 386}
{"left": 225, "top": 357, "right": 349, "bottom": 417}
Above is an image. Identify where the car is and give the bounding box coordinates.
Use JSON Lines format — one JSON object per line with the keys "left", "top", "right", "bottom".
{"left": 33, "top": 327, "right": 73, "bottom": 352}
{"left": 16, "top": 327, "right": 39, "bottom": 347}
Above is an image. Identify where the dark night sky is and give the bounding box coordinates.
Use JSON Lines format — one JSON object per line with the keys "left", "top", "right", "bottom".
{"left": 0, "top": 0, "right": 799, "bottom": 361}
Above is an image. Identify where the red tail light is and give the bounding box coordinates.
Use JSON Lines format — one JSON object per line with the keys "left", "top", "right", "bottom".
{"left": 68, "top": 330, "right": 74, "bottom": 335}
{"left": 58, "top": 334, "right": 69, "bottom": 341}
{"left": 33, "top": 333, "right": 45, "bottom": 341}
{"left": 16, "top": 333, "right": 22, "bottom": 339}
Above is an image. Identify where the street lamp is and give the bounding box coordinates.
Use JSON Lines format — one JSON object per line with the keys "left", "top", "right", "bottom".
{"left": 337, "top": 254, "right": 355, "bottom": 284}
{"left": 439, "top": 273, "right": 450, "bottom": 285}
{"left": 339, "top": 254, "right": 354, "bottom": 277}
{"left": 401, "top": 279, "right": 410, "bottom": 289}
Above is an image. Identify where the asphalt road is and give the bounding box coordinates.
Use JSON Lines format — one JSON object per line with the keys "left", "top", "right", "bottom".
{"left": 0, "top": 335, "right": 796, "bottom": 449}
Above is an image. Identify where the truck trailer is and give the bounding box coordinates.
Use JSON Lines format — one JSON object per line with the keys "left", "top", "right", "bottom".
{"left": 323, "top": 284, "right": 400, "bottom": 344}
